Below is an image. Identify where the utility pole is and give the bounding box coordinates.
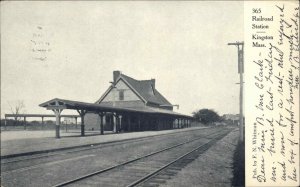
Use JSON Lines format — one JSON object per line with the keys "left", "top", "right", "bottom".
{"left": 228, "top": 41, "right": 244, "bottom": 142}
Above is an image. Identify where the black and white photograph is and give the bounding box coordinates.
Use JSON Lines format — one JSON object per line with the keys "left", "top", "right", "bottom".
{"left": 1, "top": 1, "right": 299, "bottom": 187}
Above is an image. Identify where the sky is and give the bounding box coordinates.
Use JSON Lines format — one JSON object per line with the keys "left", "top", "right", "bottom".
{"left": 1, "top": 1, "right": 244, "bottom": 118}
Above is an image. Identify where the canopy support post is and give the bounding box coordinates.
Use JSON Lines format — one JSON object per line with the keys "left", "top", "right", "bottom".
{"left": 77, "top": 109, "right": 87, "bottom": 136}
{"left": 113, "top": 113, "right": 117, "bottom": 133}
{"left": 41, "top": 117, "right": 44, "bottom": 129}
{"left": 23, "top": 117, "right": 26, "bottom": 130}
{"left": 52, "top": 109, "right": 63, "bottom": 138}
{"left": 116, "top": 115, "right": 119, "bottom": 133}
{"left": 4, "top": 116, "right": 7, "bottom": 130}
{"left": 98, "top": 112, "right": 104, "bottom": 135}
{"left": 119, "top": 115, "right": 122, "bottom": 133}
{"left": 75, "top": 117, "right": 78, "bottom": 129}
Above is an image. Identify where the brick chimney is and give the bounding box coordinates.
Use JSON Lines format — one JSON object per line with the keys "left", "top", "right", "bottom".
{"left": 151, "top": 78, "right": 155, "bottom": 89}
{"left": 113, "top": 71, "right": 121, "bottom": 84}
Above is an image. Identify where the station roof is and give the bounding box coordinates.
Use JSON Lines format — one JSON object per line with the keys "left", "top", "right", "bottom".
{"left": 116, "top": 74, "right": 172, "bottom": 105}
{"left": 5, "top": 114, "right": 79, "bottom": 118}
{"left": 96, "top": 72, "right": 173, "bottom": 106}
{"left": 39, "top": 98, "right": 192, "bottom": 118}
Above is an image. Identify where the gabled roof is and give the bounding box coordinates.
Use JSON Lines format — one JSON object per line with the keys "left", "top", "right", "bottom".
{"left": 121, "top": 74, "right": 172, "bottom": 105}
{"left": 97, "top": 73, "right": 173, "bottom": 106}
{"left": 39, "top": 98, "right": 191, "bottom": 118}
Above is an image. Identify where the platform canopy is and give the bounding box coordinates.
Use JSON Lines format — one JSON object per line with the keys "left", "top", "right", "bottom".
{"left": 39, "top": 98, "right": 192, "bottom": 118}
{"left": 5, "top": 114, "right": 79, "bottom": 118}
{"left": 39, "top": 98, "right": 192, "bottom": 138}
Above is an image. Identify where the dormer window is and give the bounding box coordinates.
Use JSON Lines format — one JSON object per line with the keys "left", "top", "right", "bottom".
{"left": 119, "top": 90, "right": 124, "bottom": 100}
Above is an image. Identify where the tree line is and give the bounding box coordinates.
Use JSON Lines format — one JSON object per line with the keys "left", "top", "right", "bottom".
{"left": 192, "top": 108, "right": 222, "bottom": 125}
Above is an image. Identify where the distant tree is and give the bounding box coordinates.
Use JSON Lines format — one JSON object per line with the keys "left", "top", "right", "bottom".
{"left": 31, "top": 120, "right": 40, "bottom": 125}
{"left": 8, "top": 100, "right": 25, "bottom": 121}
{"left": 45, "top": 120, "right": 55, "bottom": 125}
{"left": 192, "top": 109, "right": 221, "bottom": 125}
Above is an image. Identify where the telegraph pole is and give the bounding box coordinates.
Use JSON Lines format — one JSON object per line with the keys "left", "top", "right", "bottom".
{"left": 228, "top": 41, "right": 244, "bottom": 142}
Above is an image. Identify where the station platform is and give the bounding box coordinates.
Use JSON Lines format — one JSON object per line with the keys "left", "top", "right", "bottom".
{"left": 1, "top": 127, "right": 208, "bottom": 158}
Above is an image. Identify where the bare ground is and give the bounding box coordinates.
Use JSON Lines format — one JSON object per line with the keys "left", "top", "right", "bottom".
{"left": 160, "top": 128, "right": 239, "bottom": 187}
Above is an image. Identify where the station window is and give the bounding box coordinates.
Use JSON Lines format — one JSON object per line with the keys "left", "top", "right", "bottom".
{"left": 119, "top": 90, "right": 124, "bottom": 100}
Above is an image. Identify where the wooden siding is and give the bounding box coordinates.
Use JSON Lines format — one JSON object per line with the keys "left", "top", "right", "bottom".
{"left": 146, "top": 102, "right": 173, "bottom": 110}
{"left": 84, "top": 113, "right": 114, "bottom": 131}
{"left": 84, "top": 113, "right": 100, "bottom": 130}
{"left": 100, "top": 100, "right": 145, "bottom": 108}
{"left": 102, "top": 80, "right": 142, "bottom": 102}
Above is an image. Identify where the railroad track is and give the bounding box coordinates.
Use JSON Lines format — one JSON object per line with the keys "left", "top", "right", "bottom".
{"left": 53, "top": 129, "right": 231, "bottom": 187}
{"left": 1, "top": 127, "right": 212, "bottom": 165}
{"left": 1, "top": 127, "right": 223, "bottom": 175}
{"left": 132, "top": 131, "right": 228, "bottom": 187}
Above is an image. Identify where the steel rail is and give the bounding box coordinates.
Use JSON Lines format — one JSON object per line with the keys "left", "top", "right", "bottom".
{"left": 2, "top": 128, "right": 223, "bottom": 176}
{"left": 1, "top": 127, "right": 212, "bottom": 165}
{"left": 126, "top": 130, "right": 230, "bottom": 187}
{"left": 51, "top": 129, "right": 225, "bottom": 187}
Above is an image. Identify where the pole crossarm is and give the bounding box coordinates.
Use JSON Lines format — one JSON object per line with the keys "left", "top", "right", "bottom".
{"left": 228, "top": 42, "right": 244, "bottom": 45}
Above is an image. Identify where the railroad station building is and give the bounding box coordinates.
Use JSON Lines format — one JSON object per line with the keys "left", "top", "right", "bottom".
{"left": 39, "top": 71, "right": 192, "bottom": 138}
{"left": 85, "top": 71, "right": 189, "bottom": 132}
